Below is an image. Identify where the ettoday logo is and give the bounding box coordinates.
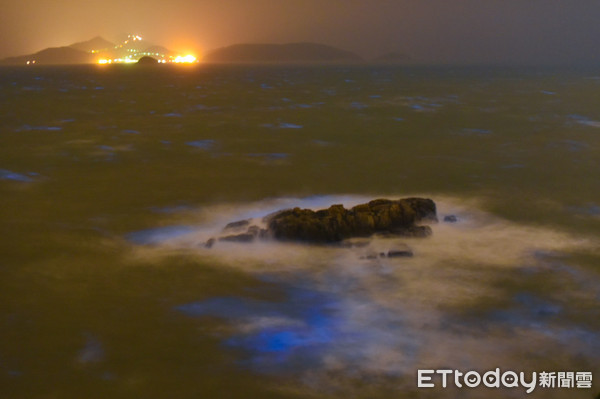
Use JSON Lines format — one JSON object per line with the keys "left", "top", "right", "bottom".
{"left": 418, "top": 369, "right": 537, "bottom": 393}
{"left": 417, "top": 369, "right": 593, "bottom": 394}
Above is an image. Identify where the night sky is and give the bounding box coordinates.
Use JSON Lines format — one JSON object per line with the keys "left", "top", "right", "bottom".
{"left": 2, "top": 0, "right": 600, "bottom": 64}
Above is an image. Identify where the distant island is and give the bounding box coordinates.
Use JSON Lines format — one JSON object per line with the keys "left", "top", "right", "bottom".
{"left": 0, "top": 35, "right": 185, "bottom": 66}
{"left": 0, "top": 46, "right": 94, "bottom": 65}
{"left": 0, "top": 35, "right": 413, "bottom": 66}
{"left": 202, "top": 42, "right": 362, "bottom": 64}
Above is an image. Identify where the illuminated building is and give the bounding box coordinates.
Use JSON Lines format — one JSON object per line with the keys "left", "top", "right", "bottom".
{"left": 93, "top": 34, "right": 198, "bottom": 65}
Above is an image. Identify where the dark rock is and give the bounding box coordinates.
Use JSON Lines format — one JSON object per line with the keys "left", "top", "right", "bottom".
{"left": 204, "top": 238, "right": 215, "bottom": 248}
{"left": 246, "top": 225, "right": 269, "bottom": 239}
{"left": 265, "top": 197, "right": 436, "bottom": 243}
{"left": 219, "top": 233, "right": 256, "bottom": 243}
{"left": 136, "top": 56, "right": 158, "bottom": 65}
{"left": 390, "top": 225, "right": 433, "bottom": 238}
{"left": 379, "top": 252, "right": 386, "bottom": 258}
{"left": 386, "top": 243, "right": 414, "bottom": 258}
{"left": 224, "top": 219, "right": 250, "bottom": 230}
{"left": 246, "top": 225, "right": 260, "bottom": 236}
{"left": 444, "top": 215, "right": 458, "bottom": 223}
{"left": 387, "top": 249, "right": 414, "bottom": 258}
{"left": 211, "top": 224, "right": 269, "bottom": 244}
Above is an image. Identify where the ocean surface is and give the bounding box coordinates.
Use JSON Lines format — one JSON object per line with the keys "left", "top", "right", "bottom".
{"left": 0, "top": 64, "right": 599, "bottom": 398}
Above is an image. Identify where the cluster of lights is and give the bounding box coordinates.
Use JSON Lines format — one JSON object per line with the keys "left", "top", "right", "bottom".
{"left": 117, "top": 35, "right": 143, "bottom": 48}
{"left": 97, "top": 54, "right": 197, "bottom": 65}
{"left": 23, "top": 34, "right": 193, "bottom": 66}
{"left": 94, "top": 34, "right": 197, "bottom": 65}
{"left": 98, "top": 58, "right": 138, "bottom": 64}
{"left": 173, "top": 55, "right": 197, "bottom": 63}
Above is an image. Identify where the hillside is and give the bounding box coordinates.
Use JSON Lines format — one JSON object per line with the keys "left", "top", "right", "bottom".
{"left": 69, "top": 36, "right": 115, "bottom": 53}
{"left": 203, "top": 42, "right": 363, "bottom": 64}
{"left": 0, "top": 46, "right": 94, "bottom": 65}
{"left": 142, "top": 45, "right": 177, "bottom": 58}
{"left": 0, "top": 35, "right": 175, "bottom": 65}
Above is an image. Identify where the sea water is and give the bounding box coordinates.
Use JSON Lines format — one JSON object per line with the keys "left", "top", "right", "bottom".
{"left": 0, "top": 65, "right": 599, "bottom": 398}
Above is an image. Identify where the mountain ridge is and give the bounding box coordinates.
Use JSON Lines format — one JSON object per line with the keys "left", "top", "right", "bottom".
{"left": 0, "top": 35, "right": 174, "bottom": 65}
{"left": 69, "top": 36, "right": 115, "bottom": 53}
{"left": 0, "top": 46, "right": 94, "bottom": 65}
{"left": 0, "top": 38, "right": 384, "bottom": 65}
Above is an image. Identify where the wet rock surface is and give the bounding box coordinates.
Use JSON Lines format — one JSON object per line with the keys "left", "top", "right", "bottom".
{"left": 206, "top": 198, "right": 437, "bottom": 245}
{"left": 224, "top": 219, "right": 251, "bottom": 230}
{"left": 219, "top": 233, "right": 256, "bottom": 243}
{"left": 443, "top": 215, "right": 458, "bottom": 223}
{"left": 265, "top": 197, "right": 436, "bottom": 243}
{"left": 360, "top": 244, "right": 414, "bottom": 260}
{"left": 387, "top": 248, "right": 414, "bottom": 258}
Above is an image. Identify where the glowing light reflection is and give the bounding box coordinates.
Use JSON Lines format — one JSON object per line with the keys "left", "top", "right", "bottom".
{"left": 173, "top": 55, "right": 197, "bottom": 63}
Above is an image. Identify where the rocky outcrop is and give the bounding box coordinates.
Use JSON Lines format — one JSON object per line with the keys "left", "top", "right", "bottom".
{"left": 207, "top": 198, "right": 437, "bottom": 245}
{"left": 265, "top": 198, "right": 436, "bottom": 243}
{"left": 136, "top": 56, "right": 158, "bottom": 65}
{"left": 387, "top": 247, "right": 414, "bottom": 258}
{"left": 443, "top": 215, "right": 458, "bottom": 223}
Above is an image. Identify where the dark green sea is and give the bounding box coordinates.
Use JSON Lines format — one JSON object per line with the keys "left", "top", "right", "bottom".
{"left": 0, "top": 65, "right": 599, "bottom": 398}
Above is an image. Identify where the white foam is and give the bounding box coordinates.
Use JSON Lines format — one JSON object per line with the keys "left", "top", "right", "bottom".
{"left": 126, "top": 195, "right": 599, "bottom": 380}
{"left": 128, "top": 195, "right": 594, "bottom": 274}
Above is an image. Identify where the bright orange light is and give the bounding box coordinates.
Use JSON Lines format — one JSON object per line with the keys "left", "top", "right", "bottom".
{"left": 98, "top": 59, "right": 109, "bottom": 64}
{"left": 173, "top": 55, "right": 197, "bottom": 63}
